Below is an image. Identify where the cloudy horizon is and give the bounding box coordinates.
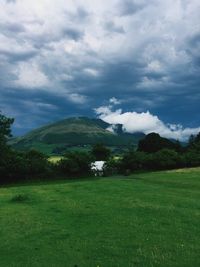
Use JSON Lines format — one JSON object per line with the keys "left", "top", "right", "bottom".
{"left": 95, "top": 98, "right": 200, "bottom": 141}
{"left": 0, "top": 0, "right": 200, "bottom": 139}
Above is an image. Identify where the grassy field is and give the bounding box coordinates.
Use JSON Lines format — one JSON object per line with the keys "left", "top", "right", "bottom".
{"left": 0, "top": 169, "right": 200, "bottom": 267}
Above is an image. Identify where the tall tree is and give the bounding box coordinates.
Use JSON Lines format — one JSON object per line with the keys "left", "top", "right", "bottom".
{"left": 91, "top": 143, "right": 111, "bottom": 161}
{"left": 137, "top": 132, "right": 180, "bottom": 153}
{"left": 0, "top": 111, "right": 14, "bottom": 149}
{"left": 0, "top": 112, "right": 14, "bottom": 181}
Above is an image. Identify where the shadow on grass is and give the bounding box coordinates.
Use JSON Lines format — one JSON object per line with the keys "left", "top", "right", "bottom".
{"left": 1, "top": 176, "right": 103, "bottom": 189}
{"left": 2, "top": 169, "right": 189, "bottom": 189}
{"left": 10, "top": 194, "right": 31, "bottom": 203}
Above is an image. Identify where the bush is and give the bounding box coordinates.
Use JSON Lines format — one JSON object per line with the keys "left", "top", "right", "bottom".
{"left": 183, "top": 150, "right": 200, "bottom": 167}
{"left": 138, "top": 133, "right": 181, "bottom": 153}
{"left": 23, "top": 150, "right": 51, "bottom": 178}
{"left": 0, "top": 149, "right": 53, "bottom": 184}
{"left": 104, "top": 158, "right": 121, "bottom": 176}
{"left": 91, "top": 144, "right": 111, "bottom": 161}
{"left": 149, "top": 149, "right": 180, "bottom": 170}
{"left": 57, "top": 151, "right": 94, "bottom": 177}
{"left": 119, "top": 149, "right": 184, "bottom": 174}
{"left": 120, "top": 151, "right": 150, "bottom": 174}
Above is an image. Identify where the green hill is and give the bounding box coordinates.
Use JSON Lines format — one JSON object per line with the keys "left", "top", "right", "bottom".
{"left": 10, "top": 117, "right": 145, "bottom": 154}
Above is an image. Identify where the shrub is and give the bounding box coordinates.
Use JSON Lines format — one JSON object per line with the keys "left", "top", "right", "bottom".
{"left": 149, "top": 149, "right": 180, "bottom": 170}
{"left": 57, "top": 151, "right": 94, "bottom": 177}
{"left": 103, "top": 158, "right": 120, "bottom": 176}
{"left": 120, "top": 151, "right": 150, "bottom": 174}
{"left": 138, "top": 133, "right": 181, "bottom": 153}
{"left": 91, "top": 144, "right": 111, "bottom": 161}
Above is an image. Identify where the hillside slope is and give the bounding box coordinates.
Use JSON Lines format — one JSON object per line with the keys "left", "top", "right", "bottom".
{"left": 10, "top": 117, "right": 145, "bottom": 154}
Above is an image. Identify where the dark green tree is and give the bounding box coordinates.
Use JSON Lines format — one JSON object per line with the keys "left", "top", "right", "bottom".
{"left": 187, "top": 132, "right": 200, "bottom": 152}
{"left": 0, "top": 112, "right": 15, "bottom": 182}
{"left": 0, "top": 111, "right": 14, "bottom": 149}
{"left": 149, "top": 149, "right": 180, "bottom": 170}
{"left": 120, "top": 150, "right": 150, "bottom": 174}
{"left": 91, "top": 144, "right": 111, "bottom": 161}
{"left": 138, "top": 132, "right": 180, "bottom": 153}
{"left": 57, "top": 151, "right": 94, "bottom": 177}
{"left": 24, "top": 150, "right": 50, "bottom": 177}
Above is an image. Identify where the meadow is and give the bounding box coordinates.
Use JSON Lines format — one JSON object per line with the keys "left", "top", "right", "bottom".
{"left": 0, "top": 169, "right": 200, "bottom": 267}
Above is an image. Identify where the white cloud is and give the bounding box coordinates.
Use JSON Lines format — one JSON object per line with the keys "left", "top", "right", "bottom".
{"left": 84, "top": 68, "right": 99, "bottom": 77}
{"left": 14, "top": 62, "right": 49, "bottom": 88}
{"left": 137, "top": 76, "right": 170, "bottom": 90}
{"left": 109, "top": 97, "right": 121, "bottom": 105}
{"left": 95, "top": 105, "right": 200, "bottom": 141}
{"left": 67, "top": 93, "right": 88, "bottom": 104}
{"left": 94, "top": 105, "right": 115, "bottom": 116}
{"left": 146, "top": 60, "right": 163, "bottom": 73}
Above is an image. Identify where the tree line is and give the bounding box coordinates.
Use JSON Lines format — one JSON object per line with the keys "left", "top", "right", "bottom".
{"left": 105, "top": 132, "right": 200, "bottom": 175}
{"left": 1, "top": 112, "right": 200, "bottom": 184}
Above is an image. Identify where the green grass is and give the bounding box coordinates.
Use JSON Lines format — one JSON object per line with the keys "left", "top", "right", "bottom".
{"left": 0, "top": 169, "right": 200, "bottom": 267}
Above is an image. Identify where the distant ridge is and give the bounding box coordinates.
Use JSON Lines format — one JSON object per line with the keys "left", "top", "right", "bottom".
{"left": 10, "top": 117, "right": 145, "bottom": 154}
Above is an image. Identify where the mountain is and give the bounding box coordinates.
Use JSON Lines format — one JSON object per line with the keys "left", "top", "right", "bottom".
{"left": 10, "top": 117, "right": 145, "bottom": 154}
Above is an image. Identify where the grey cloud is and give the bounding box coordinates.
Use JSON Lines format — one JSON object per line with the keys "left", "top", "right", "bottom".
{"left": 23, "top": 26, "right": 84, "bottom": 51}
{"left": 6, "top": 0, "right": 16, "bottom": 3}
{"left": 63, "top": 27, "right": 84, "bottom": 41}
{"left": 118, "top": 0, "right": 148, "bottom": 16}
{"left": 104, "top": 21, "right": 125, "bottom": 34}
{"left": 0, "top": 0, "right": 200, "bottom": 134}
{"left": 67, "top": 7, "right": 90, "bottom": 22}
{"left": 0, "top": 48, "right": 37, "bottom": 62}
{"left": 186, "top": 33, "right": 200, "bottom": 64}
{"left": 0, "top": 22, "right": 25, "bottom": 34}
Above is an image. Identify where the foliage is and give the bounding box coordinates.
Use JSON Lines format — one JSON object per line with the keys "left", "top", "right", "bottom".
{"left": 57, "top": 151, "right": 94, "bottom": 177}
{"left": 91, "top": 143, "right": 111, "bottom": 161}
{"left": 23, "top": 150, "right": 51, "bottom": 177}
{"left": 0, "top": 112, "right": 15, "bottom": 181}
{"left": 148, "top": 149, "right": 180, "bottom": 170}
{"left": 138, "top": 132, "right": 181, "bottom": 153}
{"left": 118, "top": 147, "right": 200, "bottom": 174}
{"left": 103, "top": 157, "right": 120, "bottom": 176}
{"left": 188, "top": 133, "right": 200, "bottom": 151}
{"left": 119, "top": 150, "right": 149, "bottom": 173}
{"left": 183, "top": 150, "right": 200, "bottom": 167}
{"left": 0, "top": 112, "right": 14, "bottom": 146}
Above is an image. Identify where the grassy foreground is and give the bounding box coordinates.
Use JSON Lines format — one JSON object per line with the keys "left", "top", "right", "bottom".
{"left": 0, "top": 169, "right": 200, "bottom": 267}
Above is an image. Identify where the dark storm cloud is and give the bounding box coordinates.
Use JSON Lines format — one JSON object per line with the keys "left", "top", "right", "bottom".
{"left": 0, "top": 0, "right": 200, "bottom": 137}
{"left": 0, "top": 87, "right": 90, "bottom": 135}
{"left": 186, "top": 34, "right": 200, "bottom": 65}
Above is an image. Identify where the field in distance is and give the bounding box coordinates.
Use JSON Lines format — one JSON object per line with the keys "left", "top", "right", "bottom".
{"left": 0, "top": 169, "right": 200, "bottom": 267}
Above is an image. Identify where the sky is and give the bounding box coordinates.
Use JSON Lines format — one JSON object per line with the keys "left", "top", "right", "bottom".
{"left": 0, "top": 0, "right": 200, "bottom": 140}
